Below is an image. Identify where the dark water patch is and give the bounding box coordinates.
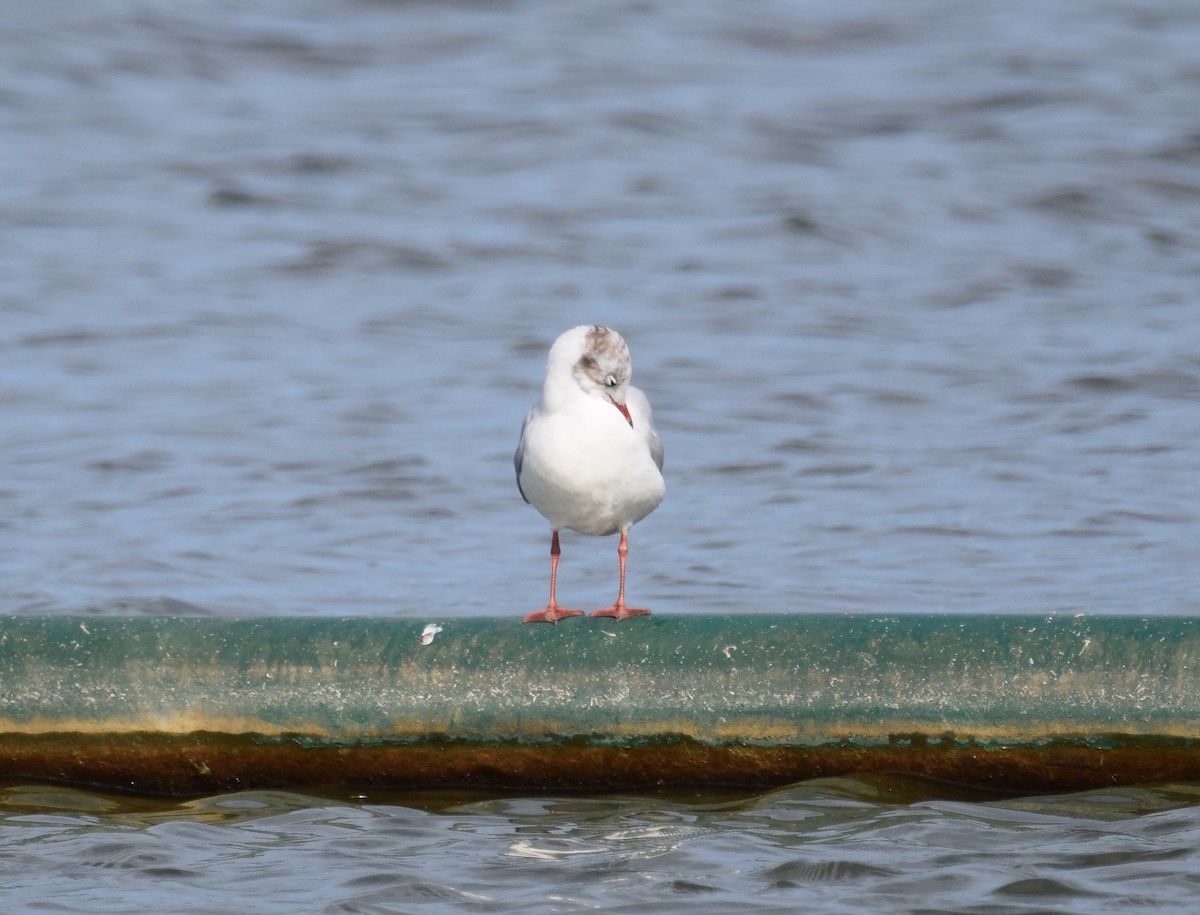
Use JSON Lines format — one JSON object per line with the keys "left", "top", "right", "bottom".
{"left": 606, "top": 109, "right": 693, "bottom": 138}
{"left": 1138, "top": 177, "right": 1200, "bottom": 201}
{"left": 337, "top": 402, "right": 409, "bottom": 425}
{"left": 20, "top": 329, "right": 108, "bottom": 348}
{"left": 866, "top": 388, "right": 927, "bottom": 406}
{"left": 1025, "top": 185, "right": 1125, "bottom": 221}
{"left": 1067, "top": 370, "right": 1200, "bottom": 398}
{"left": 1045, "top": 845, "right": 1193, "bottom": 870}
{"left": 772, "top": 437, "right": 833, "bottom": 455}
{"left": 272, "top": 460, "right": 322, "bottom": 474}
{"left": 729, "top": 15, "right": 906, "bottom": 54}
{"left": 208, "top": 186, "right": 276, "bottom": 208}
{"left": 344, "top": 457, "right": 430, "bottom": 477}
{"left": 1144, "top": 226, "right": 1186, "bottom": 252}
{"left": 1015, "top": 263, "right": 1076, "bottom": 289}
{"left": 767, "top": 392, "right": 829, "bottom": 411}
{"left": 1085, "top": 509, "right": 1194, "bottom": 526}
{"left": 283, "top": 152, "right": 361, "bottom": 176}
{"left": 817, "top": 104, "right": 925, "bottom": 137}
{"left": 509, "top": 336, "right": 555, "bottom": 359}
{"left": 1142, "top": 369, "right": 1200, "bottom": 397}
{"left": 891, "top": 524, "right": 987, "bottom": 538}
{"left": 1067, "top": 374, "right": 1138, "bottom": 393}
{"left": 293, "top": 487, "right": 420, "bottom": 508}
{"left": 927, "top": 278, "right": 1008, "bottom": 308}
{"left": 1082, "top": 443, "right": 1174, "bottom": 455}
{"left": 747, "top": 117, "right": 830, "bottom": 163}
{"left": 343, "top": 880, "right": 470, "bottom": 903}
{"left": 357, "top": 308, "right": 463, "bottom": 335}
{"left": 279, "top": 240, "right": 449, "bottom": 275}
{"left": 77, "top": 840, "right": 173, "bottom": 872}
{"left": 80, "top": 597, "right": 216, "bottom": 616}
{"left": 994, "top": 876, "right": 1096, "bottom": 898}
{"left": 800, "top": 463, "right": 874, "bottom": 477}
{"left": 88, "top": 451, "right": 172, "bottom": 474}
{"left": 781, "top": 211, "right": 822, "bottom": 235}
{"left": 339, "top": 872, "right": 411, "bottom": 891}
{"left": 707, "top": 284, "right": 763, "bottom": 300}
{"left": 943, "top": 87, "right": 1080, "bottom": 114}
{"left": 152, "top": 12, "right": 372, "bottom": 75}
{"left": 180, "top": 311, "right": 298, "bottom": 334}
{"left": 1046, "top": 527, "right": 1122, "bottom": 539}
{"left": 694, "top": 540, "right": 738, "bottom": 551}
{"left": 699, "top": 461, "right": 786, "bottom": 477}
{"left": 1153, "top": 130, "right": 1200, "bottom": 162}
{"left": 665, "top": 878, "right": 719, "bottom": 894}
{"left": 761, "top": 858, "right": 900, "bottom": 884}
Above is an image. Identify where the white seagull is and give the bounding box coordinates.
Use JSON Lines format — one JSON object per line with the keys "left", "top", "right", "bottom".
{"left": 515, "top": 325, "right": 665, "bottom": 623}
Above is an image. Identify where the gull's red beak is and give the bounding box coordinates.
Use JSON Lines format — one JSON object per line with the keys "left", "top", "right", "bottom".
{"left": 608, "top": 396, "right": 633, "bottom": 427}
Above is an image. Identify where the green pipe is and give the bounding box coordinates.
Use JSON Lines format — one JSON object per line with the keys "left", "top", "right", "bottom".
{"left": 1, "top": 613, "right": 1199, "bottom": 795}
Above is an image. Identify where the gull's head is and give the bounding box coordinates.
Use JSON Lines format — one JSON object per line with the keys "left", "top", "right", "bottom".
{"left": 546, "top": 325, "right": 634, "bottom": 420}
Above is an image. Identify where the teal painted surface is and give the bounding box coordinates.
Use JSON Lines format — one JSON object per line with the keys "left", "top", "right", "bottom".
{"left": 1, "top": 614, "right": 1199, "bottom": 747}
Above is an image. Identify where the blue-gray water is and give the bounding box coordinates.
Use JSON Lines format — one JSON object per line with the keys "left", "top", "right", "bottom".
{"left": 2, "top": 0, "right": 1199, "bottom": 910}
{"left": 4, "top": 781, "right": 1200, "bottom": 913}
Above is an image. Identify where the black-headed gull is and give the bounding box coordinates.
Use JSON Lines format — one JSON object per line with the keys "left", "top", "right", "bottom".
{"left": 515, "top": 325, "right": 665, "bottom": 623}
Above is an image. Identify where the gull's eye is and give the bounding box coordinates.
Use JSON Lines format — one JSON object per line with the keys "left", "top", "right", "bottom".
{"left": 604, "top": 374, "right": 618, "bottom": 387}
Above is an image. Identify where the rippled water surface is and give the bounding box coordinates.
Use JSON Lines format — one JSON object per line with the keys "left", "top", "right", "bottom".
{"left": 3, "top": 0, "right": 1200, "bottom": 909}
{"left": 4, "top": 0, "right": 1198, "bottom": 620}
{"left": 4, "top": 780, "right": 1200, "bottom": 913}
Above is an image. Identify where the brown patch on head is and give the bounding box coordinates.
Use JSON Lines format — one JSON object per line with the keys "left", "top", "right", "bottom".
{"left": 576, "top": 353, "right": 599, "bottom": 376}
{"left": 587, "top": 325, "right": 616, "bottom": 354}
{"left": 587, "top": 326, "right": 629, "bottom": 363}
{"left": 573, "top": 326, "right": 631, "bottom": 395}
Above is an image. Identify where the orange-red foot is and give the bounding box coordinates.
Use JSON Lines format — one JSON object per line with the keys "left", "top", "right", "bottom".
{"left": 590, "top": 605, "right": 651, "bottom": 621}
{"left": 523, "top": 607, "right": 584, "bottom": 624}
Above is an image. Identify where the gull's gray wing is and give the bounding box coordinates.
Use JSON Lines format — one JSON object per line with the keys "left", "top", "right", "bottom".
{"left": 627, "top": 386, "right": 663, "bottom": 472}
{"left": 514, "top": 410, "right": 531, "bottom": 503}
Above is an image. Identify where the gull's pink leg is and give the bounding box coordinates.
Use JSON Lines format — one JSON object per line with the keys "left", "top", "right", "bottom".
{"left": 524, "top": 530, "right": 584, "bottom": 623}
{"left": 591, "top": 530, "right": 651, "bottom": 620}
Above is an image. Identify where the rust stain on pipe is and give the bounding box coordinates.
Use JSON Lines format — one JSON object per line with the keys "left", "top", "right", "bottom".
{"left": 3, "top": 732, "right": 1200, "bottom": 796}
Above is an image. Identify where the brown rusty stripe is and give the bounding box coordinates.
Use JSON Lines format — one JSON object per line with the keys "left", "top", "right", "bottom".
{"left": 3, "top": 732, "right": 1199, "bottom": 796}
